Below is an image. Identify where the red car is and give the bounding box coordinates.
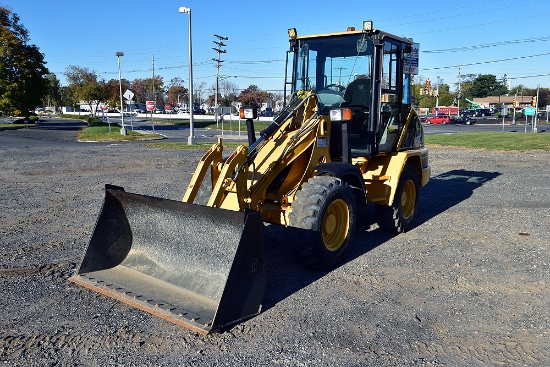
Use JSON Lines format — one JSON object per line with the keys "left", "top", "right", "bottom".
{"left": 425, "top": 114, "right": 450, "bottom": 124}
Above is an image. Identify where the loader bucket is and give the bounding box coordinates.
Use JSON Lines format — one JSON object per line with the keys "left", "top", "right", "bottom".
{"left": 70, "top": 185, "right": 266, "bottom": 334}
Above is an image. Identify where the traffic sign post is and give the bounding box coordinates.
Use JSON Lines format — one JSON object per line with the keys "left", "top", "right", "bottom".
{"left": 523, "top": 107, "right": 537, "bottom": 132}
{"left": 123, "top": 90, "right": 134, "bottom": 102}
{"left": 146, "top": 101, "right": 156, "bottom": 132}
{"left": 100, "top": 106, "right": 111, "bottom": 132}
{"left": 146, "top": 100, "right": 155, "bottom": 112}
{"left": 122, "top": 90, "right": 136, "bottom": 133}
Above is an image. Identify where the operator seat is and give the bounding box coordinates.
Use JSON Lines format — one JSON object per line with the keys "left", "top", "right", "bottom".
{"left": 343, "top": 77, "right": 371, "bottom": 109}
{"left": 341, "top": 77, "right": 372, "bottom": 156}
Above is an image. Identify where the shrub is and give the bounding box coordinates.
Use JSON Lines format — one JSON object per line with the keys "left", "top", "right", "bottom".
{"left": 86, "top": 116, "right": 101, "bottom": 124}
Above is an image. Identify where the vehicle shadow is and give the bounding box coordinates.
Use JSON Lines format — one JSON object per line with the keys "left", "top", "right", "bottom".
{"left": 260, "top": 169, "right": 501, "bottom": 312}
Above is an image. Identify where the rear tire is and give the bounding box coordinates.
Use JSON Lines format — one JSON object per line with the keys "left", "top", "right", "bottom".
{"left": 375, "top": 164, "right": 420, "bottom": 233}
{"left": 289, "top": 176, "right": 356, "bottom": 269}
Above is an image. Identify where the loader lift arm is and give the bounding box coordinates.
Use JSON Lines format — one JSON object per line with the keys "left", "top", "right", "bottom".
{"left": 183, "top": 91, "right": 324, "bottom": 214}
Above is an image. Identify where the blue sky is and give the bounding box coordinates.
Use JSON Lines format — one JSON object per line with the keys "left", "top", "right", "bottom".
{"left": 5, "top": 0, "right": 550, "bottom": 95}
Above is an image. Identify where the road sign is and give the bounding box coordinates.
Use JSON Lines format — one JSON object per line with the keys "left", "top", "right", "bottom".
{"left": 404, "top": 42, "right": 419, "bottom": 75}
{"left": 123, "top": 90, "right": 134, "bottom": 101}
{"left": 524, "top": 107, "right": 536, "bottom": 116}
{"left": 146, "top": 101, "right": 156, "bottom": 112}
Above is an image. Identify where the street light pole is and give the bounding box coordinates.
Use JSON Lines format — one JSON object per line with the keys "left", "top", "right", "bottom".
{"left": 435, "top": 76, "right": 440, "bottom": 114}
{"left": 116, "top": 52, "right": 126, "bottom": 135}
{"left": 179, "top": 6, "right": 195, "bottom": 145}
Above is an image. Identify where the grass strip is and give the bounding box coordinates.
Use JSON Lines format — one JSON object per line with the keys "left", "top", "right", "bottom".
{"left": 78, "top": 124, "right": 163, "bottom": 141}
{"left": 425, "top": 132, "right": 550, "bottom": 151}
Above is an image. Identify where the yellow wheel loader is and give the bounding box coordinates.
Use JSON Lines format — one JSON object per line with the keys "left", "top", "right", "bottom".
{"left": 71, "top": 23, "right": 430, "bottom": 334}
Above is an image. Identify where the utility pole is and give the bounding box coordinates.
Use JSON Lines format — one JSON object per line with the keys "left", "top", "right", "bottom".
{"left": 213, "top": 34, "right": 228, "bottom": 124}
{"left": 152, "top": 54, "right": 155, "bottom": 125}
{"left": 457, "top": 63, "right": 461, "bottom": 115}
{"left": 435, "top": 76, "right": 440, "bottom": 113}
{"left": 336, "top": 67, "right": 347, "bottom": 85}
{"left": 535, "top": 84, "right": 540, "bottom": 132}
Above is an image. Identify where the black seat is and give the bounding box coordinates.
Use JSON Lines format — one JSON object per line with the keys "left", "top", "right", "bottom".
{"left": 342, "top": 78, "right": 372, "bottom": 156}
{"left": 343, "top": 78, "right": 371, "bottom": 109}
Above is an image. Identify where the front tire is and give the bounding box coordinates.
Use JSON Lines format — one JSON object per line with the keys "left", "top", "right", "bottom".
{"left": 375, "top": 164, "right": 420, "bottom": 233}
{"left": 289, "top": 176, "right": 356, "bottom": 269}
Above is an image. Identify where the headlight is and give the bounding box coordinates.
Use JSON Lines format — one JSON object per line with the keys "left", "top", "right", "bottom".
{"left": 329, "top": 108, "right": 352, "bottom": 122}
{"left": 239, "top": 106, "right": 257, "bottom": 119}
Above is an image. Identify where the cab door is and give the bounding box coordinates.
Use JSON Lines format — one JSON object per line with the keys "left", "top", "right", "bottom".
{"left": 377, "top": 39, "right": 405, "bottom": 153}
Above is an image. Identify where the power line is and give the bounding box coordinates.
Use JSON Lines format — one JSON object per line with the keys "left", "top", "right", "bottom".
{"left": 507, "top": 72, "right": 550, "bottom": 80}
{"left": 409, "top": 11, "right": 550, "bottom": 37}
{"left": 421, "top": 51, "right": 550, "bottom": 71}
{"left": 423, "top": 35, "right": 550, "bottom": 54}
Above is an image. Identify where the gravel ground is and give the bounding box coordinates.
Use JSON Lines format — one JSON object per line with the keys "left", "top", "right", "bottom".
{"left": 1, "top": 127, "right": 549, "bottom": 366}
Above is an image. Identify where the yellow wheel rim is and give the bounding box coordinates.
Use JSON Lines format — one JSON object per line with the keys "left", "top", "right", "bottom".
{"left": 401, "top": 180, "right": 417, "bottom": 220}
{"left": 322, "top": 199, "right": 350, "bottom": 251}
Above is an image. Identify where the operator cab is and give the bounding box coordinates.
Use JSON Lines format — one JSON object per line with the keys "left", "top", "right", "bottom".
{"left": 287, "top": 25, "right": 423, "bottom": 158}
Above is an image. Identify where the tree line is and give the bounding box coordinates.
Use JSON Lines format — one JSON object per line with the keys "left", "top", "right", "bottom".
{"left": 413, "top": 74, "right": 549, "bottom": 110}
{"left": 2, "top": 5, "right": 548, "bottom": 118}
{"left": 0, "top": 6, "right": 280, "bottom": 117}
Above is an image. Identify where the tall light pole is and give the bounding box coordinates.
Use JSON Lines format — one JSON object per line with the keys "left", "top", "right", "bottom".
{"left": 435, "top": 76, "right": 440, "bottom": 114}
{"left": 116, "top": 52, "right": 126, "bottom": 135}
{"left": 179, "top": 6, "right": 195, "bottom": 145}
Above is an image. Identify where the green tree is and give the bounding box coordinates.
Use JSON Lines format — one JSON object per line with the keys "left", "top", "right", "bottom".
{"left": 0, "top": 6, "right": 49, "bottom": 116}
{"left": 43, "top": 73, "right": 62, "bottom": 111}
{"left": 538, "top": 88, "right": 550, "bottom": 107}
{"left": 509, "top": 84, "right": 526, "bottom": 96}
{"left": 64, "top": 65, "right": 101, "bottom": 113}
{"left": 436, "top": 83, "right": 456, "bottom": 107}
{"left": 468, "top": 74, "right": 508, "bottom": 98}
{"left": 104, "top": 78, "right": 129, "bottom": 110}
{"left": 130, "top": 79, "right": 146, "bottom": 105}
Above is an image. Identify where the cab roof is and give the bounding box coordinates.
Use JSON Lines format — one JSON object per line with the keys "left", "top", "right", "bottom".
{"left": 295, "top": 28, "right": 413, "bottom": 45}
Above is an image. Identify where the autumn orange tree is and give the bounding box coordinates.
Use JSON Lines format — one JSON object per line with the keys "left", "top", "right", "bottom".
{"left": 237, "top": 85, "right": 269, "bottom": 107}
{"left": 0, "top": 6, "right": 49, "bottom": 116}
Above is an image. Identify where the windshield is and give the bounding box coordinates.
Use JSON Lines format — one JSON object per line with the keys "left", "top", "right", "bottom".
{"left": 296, "top": 34, "right": 373, "bottom": 114}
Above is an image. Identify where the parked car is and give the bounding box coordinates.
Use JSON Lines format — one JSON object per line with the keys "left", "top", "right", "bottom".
{"left": 462, "top": 108, "right": 492, "bottom": 117}
{"left": 474, "top": 108, "right": 492, "bottom": 117}
{"left": 193, "top": 107, "right": 206, "bottom": 115}
{"left": 425, "top": 114, "right": 450, "bottom": 124}
{"left": 461, "top": 109, "right": 477, "bottom": 117}
{"left": 450, "top": 115, "right": 476, "bottom": 125}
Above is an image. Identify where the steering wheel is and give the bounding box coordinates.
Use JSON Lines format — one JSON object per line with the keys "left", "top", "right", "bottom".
{"left": 323, "top": 84, "right": 346, "bottom": 93}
